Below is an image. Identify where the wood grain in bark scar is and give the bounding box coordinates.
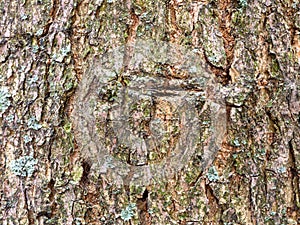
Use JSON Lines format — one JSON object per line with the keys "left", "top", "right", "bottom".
{"left": 168, "top": 0, "right": 181, "bottom": 43}
{"left": 217, "top": 0, "right": 236, "bottom": 84}
{"left": 123, "top": 0, "right": 140, "bottom": 71}
{"left": 127, "top": 5, "right": 140, "bottom": 44}
{"left": 214, "top": 141, "right": 235, "bottom": 172}
{"left": 70, "top": 0, "right": 86, "bottom": 82}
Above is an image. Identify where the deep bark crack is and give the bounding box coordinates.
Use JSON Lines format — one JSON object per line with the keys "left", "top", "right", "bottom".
{"left": 137, "top": 189, "right": 151, "bottom": 225}
{"left": 288, "top": 138, "right": 300, "bottom": 218}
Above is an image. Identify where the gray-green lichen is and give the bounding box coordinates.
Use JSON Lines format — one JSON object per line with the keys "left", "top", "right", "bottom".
{"left": 120, "top": 203, "right": 137, "bottom": 221}
{"left": 0, "top": 86, "right": 11, "bottom": 116}
{"left": 9, "top": 156, "right": 38, "bottom": 177}
{"left": 27, "top": 117, "right": 42, "bottom": 130}
{"left": 23, "top": 135, "right": 33, "bottom": 144}
{"left": 206, "top": 166, "right": 219, "bottom": 182}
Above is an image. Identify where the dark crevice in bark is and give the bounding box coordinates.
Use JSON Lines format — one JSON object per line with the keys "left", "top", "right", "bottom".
{"left": 95, "top": 1, "right": 106, "bottom": 18}
{"left": 23, "top": 185, "right": 34, "bottom": 224}
{"left": 288, "top": 138, "right": 300, "bottom": 216}
{"left": 42, "top": 56, "right": 54, "bottom": 163}
{"left": 137, "top": 189, "right": 151, "bottom": 225}
{"left": 200, "top": 0, "right": 236, "bottom": 85}
{"left": 205, "top": 183, "right": 222, "bottom": 222}
{"left": 47, "top": 178, "right": 58, "bottom": 219}
{"left": 278, "top": 0, "right": 298, "bottom": 47}
{"left": 47, "top": 137, "right": 53, "bottom": 163}
{"left": 50, "top": 0, "right": 59, "bottom": 21}
{"left": 262, "top": 165, "right": 268, "bottom": 201}
{"left": 79, "top": 160, "right": 91, "bottom": 185}
{"left": 190, "top": 170, "right": 203, "bottom": 187}
{"left": 41, "top": 59, "right": 51, "bottom": 122}
{"left": 202, "top": 49, "right": 228, "bottom": 84}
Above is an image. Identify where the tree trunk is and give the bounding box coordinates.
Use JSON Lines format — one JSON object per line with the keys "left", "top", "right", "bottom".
{"left": 1, "top": 0, "right": 299, "bottom": 224}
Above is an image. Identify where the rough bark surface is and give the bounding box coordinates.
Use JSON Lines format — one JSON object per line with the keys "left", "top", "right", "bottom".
{"left": 0, "top": 0, "right": 300, "bottom": 224}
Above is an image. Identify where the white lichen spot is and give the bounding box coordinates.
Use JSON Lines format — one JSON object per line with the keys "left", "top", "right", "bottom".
{"left": 206, "top": 166, "right": 219, "bottom": 182}
{"left": 23, "top": 135, "right": 33, "bottom": 144}
{"left": 27, "top": 117, "right": 42, "bottom": 130}
{"left": 120, "top": 203, "right": 136, "bottom": 221}
{"left": 0, "top": 87, "right": 11, "bottom": 116}
{"left": 36, "top": 28, "right": 44, "bottom": 36}
{"left": 52, "top": 45, "right": 71, "bottom": 62}
{"left": 9, "top": 156, "right": 38, "bottom": 177}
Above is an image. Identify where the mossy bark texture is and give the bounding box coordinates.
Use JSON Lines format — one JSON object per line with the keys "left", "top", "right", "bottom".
{"left": 0, "top": 0, "right": 300, "bottom": 224}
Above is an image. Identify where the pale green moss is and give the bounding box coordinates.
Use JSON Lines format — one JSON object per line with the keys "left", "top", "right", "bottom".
{"left": 71, "top": 165, "right": 83, "bottom": 184}
{"left": 27, "top": 117, "right": 42, "bottom": 130}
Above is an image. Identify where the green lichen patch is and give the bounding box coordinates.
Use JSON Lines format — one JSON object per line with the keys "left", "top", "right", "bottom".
{"left": 71, "top": 165, "right": 83, "bottom": 184}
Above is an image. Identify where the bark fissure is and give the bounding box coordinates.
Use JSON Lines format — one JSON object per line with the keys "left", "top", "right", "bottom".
{"left": 23, "top": 184, "right": 34, "bottom": 224}
{"left": 136, "top": 189, "right": 151, "bottom": 225}
{"left": 288, "top": 138, "right": 300, "bottom": 216}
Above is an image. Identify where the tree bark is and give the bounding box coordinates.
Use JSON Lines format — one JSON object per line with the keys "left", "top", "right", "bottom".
{"left": 0, "top": 0, "right": 299, "bottom": 224}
